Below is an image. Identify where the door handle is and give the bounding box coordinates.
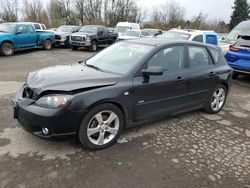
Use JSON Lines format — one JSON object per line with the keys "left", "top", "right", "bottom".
{"left": 176, "top": 77, "right": 184, "bottom": 82}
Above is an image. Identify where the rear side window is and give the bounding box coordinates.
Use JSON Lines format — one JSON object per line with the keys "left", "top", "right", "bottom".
{"left": 41, "top": 24, "right": 46, "bottom": 30}
{"left": 27, "top": 25, "right": 35, "bottom": 33}
{"left": 33, "top": 24, "right": 41, "bottom": 30}
{"left": 209, "top": 48, "right": 220, "bottom": 63}
{"left": 147, "top": 46, "right": 185, "bottom": 71}
{"left": 234, "top": 36, "right": 250, "bottom": 47}
{"left": 188, "top": 46, "right": 209, "bottom": 67}
{"left": 192, "top": 35, "right": 203, "bottom": 43}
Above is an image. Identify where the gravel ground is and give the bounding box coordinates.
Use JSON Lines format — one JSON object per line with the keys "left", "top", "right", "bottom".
{"left": 0, "top": 48, "right": 250, "bottom": 188}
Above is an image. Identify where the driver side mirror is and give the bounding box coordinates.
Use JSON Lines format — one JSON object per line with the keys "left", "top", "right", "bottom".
{"left": 142, "top": 66, "right": 163, "bottom": 76}
{"left": 142, "top": 66, "right": 163, "bottom": 83}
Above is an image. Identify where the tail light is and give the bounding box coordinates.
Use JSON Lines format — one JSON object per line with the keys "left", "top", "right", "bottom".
{"left": 229, "top": 45, "right": 240, "bottom": 52}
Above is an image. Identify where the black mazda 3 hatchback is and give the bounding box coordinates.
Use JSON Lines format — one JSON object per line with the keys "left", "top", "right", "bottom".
{"left": 13, "top": 38, "right": 232, "bottom": 149}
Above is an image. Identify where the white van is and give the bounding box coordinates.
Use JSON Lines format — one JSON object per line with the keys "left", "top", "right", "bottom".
{"left": 114, "top": 22, "right": 140, "bottom": 36}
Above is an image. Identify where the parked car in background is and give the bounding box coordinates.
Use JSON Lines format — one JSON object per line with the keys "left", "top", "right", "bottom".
{"left": 0, "top": 22, "right": 55, "bottom": 56}
{"left": 19, "top": 22, "right": 47, "bottom": 32}
{"left": 54, "top": 25, "right": 81, "bottom": 47}
{"left": 220, "top": 21, "right": 250, "bottom": 53}
{"left": 225, "top": 35, "right": 250, "bottom": 78}
{"left": 160, "top": 29, "right": 219, "bottom": 45}
{"left": 114, "top": 22, "right": 140, "bottom": 36}
{"left": 13, "top": 39, "right": 232, "bottom": 149}
{"left": 108, "top": 27, "right": 115, "bottom": 32}
{"left": 117, "top": 30, "right": 148, "bottom": 41}
{"left": 70, "top": 25, "right": 118, "bottom": 52}
{"left": 143, "top": 28, "right": 163, "bottom": 37}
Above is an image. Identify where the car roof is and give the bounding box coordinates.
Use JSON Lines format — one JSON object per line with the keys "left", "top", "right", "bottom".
{"left": 169, "top": 29, "right": 216, "bottom": 35}
{"left": 126, "top": 38, "right": 219, "bottom": 49}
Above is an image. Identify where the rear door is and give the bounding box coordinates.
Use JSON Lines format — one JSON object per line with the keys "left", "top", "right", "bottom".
{"left": 133, "top": 45, "right": 190, "bottom": 121}
{"left": 184, "top": 45, "right": 218, "bottom": 107}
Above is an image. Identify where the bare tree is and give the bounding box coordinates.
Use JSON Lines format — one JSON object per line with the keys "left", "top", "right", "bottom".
{"left": 0, "top": 0, "right": 19, "bottom": 22}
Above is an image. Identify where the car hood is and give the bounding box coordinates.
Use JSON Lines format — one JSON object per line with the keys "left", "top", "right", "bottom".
{"left": 54, "top": 31, "right": 71, "bottom": 36}
{"left": 118, "top": 36, "right": 139, "bottom": 40}
{"left": 71, "top": 32, "right": 96, "bottom": 37}
{"left": 27, "top": 63, "right": 120, "bottom": 95}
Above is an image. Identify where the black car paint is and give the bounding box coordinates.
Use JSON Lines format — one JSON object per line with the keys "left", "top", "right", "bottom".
{"left": 14, "top": 39, "right": 232, "bottom": 138}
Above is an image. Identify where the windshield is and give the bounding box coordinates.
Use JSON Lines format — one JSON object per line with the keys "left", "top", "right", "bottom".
{"left": 57, "top": 26, "right": 76, "bottom": 33}
{"left": 114, "top": 26, "right": 129, "bottom": 33}
{"left": 123, "top": 30, "right": 140, "bottom": 37}
{"left": 227, "top": 21, "right": 250, "bottom": 42}
{"left": 79, "top": 26, "right": 97, "bottom": 33}
{"left": 160, "top": 31, "right": 191, "bottom": 40}
{"left": 0, "top": 23, "right": 16, "bottom": 33}
{"left": 86, "top": 42, "right": 153, "bottom": 74}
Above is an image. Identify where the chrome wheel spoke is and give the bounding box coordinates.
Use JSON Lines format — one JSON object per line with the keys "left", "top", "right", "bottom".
{"left": 107, "top": 127, "right": 118, "bottom": 135}
{"left": 211, "top": 87, "right": 226, "bottom": 111}
{"left": 97, "top": 132, "right": 105, "bottom": 145}
{"left": 87, "top": 126, "right": 100, "bottom": 136}
{"left": 94, "top": 112, "right": 103, "bottom": 124}
{"left": 104, "top": 112, "right": 117, "bottom": 125}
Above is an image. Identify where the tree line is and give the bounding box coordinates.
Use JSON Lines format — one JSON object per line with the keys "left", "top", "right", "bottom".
{"left": 0, "top": 0, "right": 231, "bottom": 33}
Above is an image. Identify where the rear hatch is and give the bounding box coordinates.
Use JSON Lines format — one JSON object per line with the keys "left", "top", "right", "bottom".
{"left": 226, "top": 36, "right": 250, "bottom": 70}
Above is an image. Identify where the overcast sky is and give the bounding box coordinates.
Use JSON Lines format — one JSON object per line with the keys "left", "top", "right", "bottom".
{"left": 137, "top": 0, "right": 235, "bottom": 23}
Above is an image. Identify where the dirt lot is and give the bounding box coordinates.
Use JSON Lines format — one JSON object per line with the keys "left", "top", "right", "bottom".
{"left": 0, "top": 48, "right": 250, "bottom": 188}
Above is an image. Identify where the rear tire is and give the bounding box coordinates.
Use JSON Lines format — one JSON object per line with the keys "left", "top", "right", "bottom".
{"left": 0, "top": 42, "right": 14, "bottom": 56}
{"left": 43, "top": 39, "right": 52, "bottom": 50}
{"left": 204, "top": 84, "right": 228, "bottom": 114}
{"left": 78, "top": 103, "right": 124, "bottom": 150}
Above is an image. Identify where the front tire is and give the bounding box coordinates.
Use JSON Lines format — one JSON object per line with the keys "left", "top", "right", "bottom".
{"left": 205, "top": 84, "right": 228, "bottom": 114}
{"left": 0, "top": 42, "right": 14, "bottom": 56}
{"left": 78, "top": 103, "right": 124, "bottom": 149}
{"left": 90, "top": 41, "right": 98, "bottom": 52}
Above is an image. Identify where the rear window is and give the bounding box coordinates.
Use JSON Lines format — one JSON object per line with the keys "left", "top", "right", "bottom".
{"left": 33, "top": 24, "right": 41, "bottom": 30}
{"left": 234, "top": 36, "right": 250, "bottom": 48}
{"left": 209, "top": 48, "right": 220, "bottom": 63}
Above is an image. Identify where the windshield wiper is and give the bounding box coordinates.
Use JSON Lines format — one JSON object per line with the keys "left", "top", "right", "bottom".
{"left": 85, "top": 62, "right": 104, "bottom": 72}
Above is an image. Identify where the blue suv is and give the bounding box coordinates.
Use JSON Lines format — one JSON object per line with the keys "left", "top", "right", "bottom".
{"left": 225, "top": 35, "right": 250, "bottom": 78}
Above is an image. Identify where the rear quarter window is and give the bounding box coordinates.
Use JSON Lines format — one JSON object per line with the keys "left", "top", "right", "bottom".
{"left": 209, "top": 48, "right": 220, "bottom": 63}
{"left": 33, "top": 24, "right": 41, "bottom": 30}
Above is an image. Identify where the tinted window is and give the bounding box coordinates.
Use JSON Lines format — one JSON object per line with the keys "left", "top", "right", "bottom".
{"left": 33, "top": 24, "right": 41, "bottom": 30}
{"left": 27, "top": 25, "right": 35, "bottom": 33}
{"left": 206, "top": 35, "right": 217, "bottom": 45}
{"left": 192, "top": 35, "right": 203, "bottom": 42}
{"left": 188, "top": 46, "right": 209, "bottom": 67}
{"left": 209, "top": 48, "right": 219, "bottom": 63}
{"left": 148, "top": 46, "right": 185, "bottom": 71}
{"left": 17, "top": 25, "right": 27, "bottom": 33}
{"left": 234, "top": 36, "right": 250, "bottom": 47}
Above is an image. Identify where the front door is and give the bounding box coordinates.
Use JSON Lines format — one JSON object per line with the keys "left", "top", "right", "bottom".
{"left": 133, "top": 45, "right": 189, "bottom": 121}
{"left": 14, "top": 25, "right": 30, "bottom": 48}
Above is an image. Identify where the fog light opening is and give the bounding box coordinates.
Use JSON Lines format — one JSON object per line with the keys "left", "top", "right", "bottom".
{"left": 42, "top": 128, "right": 50, "bottom": 135}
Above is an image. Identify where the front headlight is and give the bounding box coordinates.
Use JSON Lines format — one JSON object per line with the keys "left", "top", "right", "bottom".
{"left": 86, "top": 37, "right": 91, "bottom": 42}
{"left": 35, "top": 95, "right": 73, "bottom": 109}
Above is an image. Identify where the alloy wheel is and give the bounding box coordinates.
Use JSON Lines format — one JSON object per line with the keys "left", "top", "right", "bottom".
{"left": 211, "top": 88, "right": 226, "bottom": 111}
{"left": 87, "top": 110, "right": 119, "bottom": 146}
